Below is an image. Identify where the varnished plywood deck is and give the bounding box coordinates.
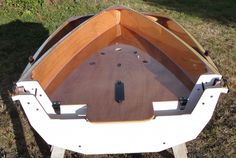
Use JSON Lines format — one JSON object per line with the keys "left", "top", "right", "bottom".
{"left": 50, "top": 43, "right": 190, "bottom": 122}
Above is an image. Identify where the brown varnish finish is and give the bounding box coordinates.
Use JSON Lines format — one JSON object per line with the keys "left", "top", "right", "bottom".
{"left": 30, "top": 7, "right": 213, "bottom": 122}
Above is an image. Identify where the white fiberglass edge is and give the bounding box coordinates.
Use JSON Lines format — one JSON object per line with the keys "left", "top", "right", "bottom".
{"left": 12, "top": 74, "right": 228, "bottom": 154}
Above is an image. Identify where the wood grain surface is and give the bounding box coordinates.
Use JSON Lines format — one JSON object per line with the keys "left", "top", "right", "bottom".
{"left": 30, "top": 8, "right": 212, "bottom": 122}
{"left": 50, "top": 42, "right": 189, "bottom": 122}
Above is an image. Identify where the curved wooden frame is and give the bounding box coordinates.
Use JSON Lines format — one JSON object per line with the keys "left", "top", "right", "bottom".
{"left": 29, "top": 7, "right": 215, "bottom": 90}
{"left": 21, "top": 9, "right": 218, "bottom": 76}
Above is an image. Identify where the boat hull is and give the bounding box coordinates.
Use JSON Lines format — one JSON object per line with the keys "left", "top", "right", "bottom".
{"left": 12, "top": 6, "right": 227, "bottom": 154}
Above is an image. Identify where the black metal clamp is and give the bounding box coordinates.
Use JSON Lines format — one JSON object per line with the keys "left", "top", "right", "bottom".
{"left": 178, "top": 97, "right": 188, "bottom": 110}
{"left": 52, "top": 101, "right": 61, "bottom": 114}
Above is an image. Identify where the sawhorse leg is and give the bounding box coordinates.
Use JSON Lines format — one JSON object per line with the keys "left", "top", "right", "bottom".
{"left": 50, "top": 146, "right": 65, "bottom": 158}
{"left": 172, "top": 143, "right": 188, "bottom": 158}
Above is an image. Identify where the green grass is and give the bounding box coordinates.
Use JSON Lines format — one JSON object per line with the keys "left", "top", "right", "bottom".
{"left": 0, "top": 0, "right": 235, "bottom": 157}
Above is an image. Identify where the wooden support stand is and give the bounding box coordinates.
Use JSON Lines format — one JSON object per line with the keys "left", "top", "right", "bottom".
{"left": 50, "top": 146, "right": 65, "bottom": 158}
{"left": 50, "top": 143, "right": 188, "bottom": 158}
{"left": 172, "top": 143, "right": 188, "bottom": 158}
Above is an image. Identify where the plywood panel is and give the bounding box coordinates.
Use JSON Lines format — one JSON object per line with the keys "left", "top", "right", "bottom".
{"left": 29, "top": 7, "right": 213, "bottom": 122}
{"left": 32, "top": 10, "right": 120, "bottom": 89}
{"left": 50, "top": 43, "right": 190, "bottom": 122}
{"left": 120, "top": 9, "right": 208, "bottom": 83}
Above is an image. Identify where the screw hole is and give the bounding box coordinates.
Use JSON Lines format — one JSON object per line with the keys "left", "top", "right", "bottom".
{"left": 163, "top": 142, "right": 166, "bottom": 145}
{"left": 202, "top": 102, "right": 205, "bottom": 105}
{"left": 89, "top": 61, "right": 96, "bottom": 65}
{"left": 36, "top": 108, "right": 39, "bottom": 111}
{"left": 27, "top": 102, "right": 30, "bottom": 104}
{"left": 78, "top": 145, "right": 81, "bottom": 148}
{"left": 115, "top": 48, "right": 122, "bottom": 51}
{"left": 142, "top": 60, "right": 148, "bottom": 63}
{"left": 39, "top": 94, "right": 42, "bottom": 97}
{"left": 133, "top": 51, "right": 137, "bottom": 54}
{"left": 101, "top": 52, "right": 105, "bottom": 55}
{"left": 210, "top": 95, "right": 213, "bottom": 98}
{"left": 117, "top": 63, "right": 121, "bottom": 67}
{"left": 197, "top": 88, "right": 200, "bottom": 91}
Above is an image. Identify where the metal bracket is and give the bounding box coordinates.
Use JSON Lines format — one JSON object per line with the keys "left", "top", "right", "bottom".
{"left": 52, "top": 101, "right": 61, "bottom": 114}
{"left": 178, "top": 97, "right": 188, "bottom": 110}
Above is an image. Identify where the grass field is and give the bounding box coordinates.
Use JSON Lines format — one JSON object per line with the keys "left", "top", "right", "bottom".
{"left": 0, "top": 0, "right": 235, "bottom": 157}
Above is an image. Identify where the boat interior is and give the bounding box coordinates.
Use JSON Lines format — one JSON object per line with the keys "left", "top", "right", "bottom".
{"left": 27, "top": 7, "right": 214, "bottom": 122}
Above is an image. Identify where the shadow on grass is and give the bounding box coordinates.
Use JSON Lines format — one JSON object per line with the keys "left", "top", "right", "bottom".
{"left": 143, "top": 0, "right": 236, "bottom": 25}
{"left": 0, "top": 20, "right": 50, "bottom": 157}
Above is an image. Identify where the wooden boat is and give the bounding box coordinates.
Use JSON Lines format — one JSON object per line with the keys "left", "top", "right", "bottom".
{"left": 12, "top": 6, "right": 228, "bottom": 156}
